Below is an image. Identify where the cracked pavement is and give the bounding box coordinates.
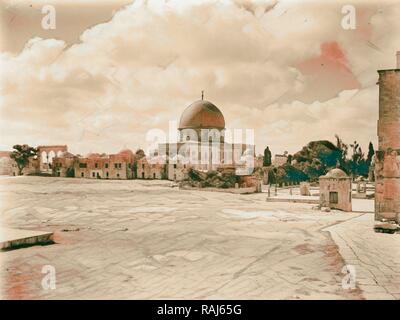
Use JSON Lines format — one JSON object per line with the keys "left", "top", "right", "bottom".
{"left": 0, "top": 176, "right": 397, "bottom": 299}
{"left": 325, "top": 214, "right": 400, "bottom": 300}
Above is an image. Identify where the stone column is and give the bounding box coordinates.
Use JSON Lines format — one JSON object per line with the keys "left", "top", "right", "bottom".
{"left": 397, "top": 51, "right": 400, "bottom": 69}
{"left": 375, "top": 54, "right": 400, "bottom": 223}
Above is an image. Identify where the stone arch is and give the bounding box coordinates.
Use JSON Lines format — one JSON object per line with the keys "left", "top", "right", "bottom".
{"left": 41, "top": 151, "right": 48, "bottom": 164}
{"left": 37, "top": 145, "right": 68, "bottom": 171}
{"left": 48, "top": 150, "right": 56, "bottom": 164}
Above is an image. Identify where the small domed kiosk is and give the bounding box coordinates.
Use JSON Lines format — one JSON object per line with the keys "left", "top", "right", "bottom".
{"left": 319, "top": 168, "right": 352, "bottom": 212}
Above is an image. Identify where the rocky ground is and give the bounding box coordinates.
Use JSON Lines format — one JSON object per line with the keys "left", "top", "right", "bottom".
{"left": 0, "top": 176, "right": 398, "bottom": 299}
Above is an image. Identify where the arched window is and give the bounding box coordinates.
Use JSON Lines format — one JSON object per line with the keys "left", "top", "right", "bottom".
{"left": 48, "top": 150, "right": 56, "bottom": 164}
{"left": 41, "top": 151, "right": 48, "bottom": 164}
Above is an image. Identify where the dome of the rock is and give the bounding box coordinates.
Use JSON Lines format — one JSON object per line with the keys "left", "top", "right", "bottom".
{"left": 178, "top": 100, "right": 225, "bottom": 130}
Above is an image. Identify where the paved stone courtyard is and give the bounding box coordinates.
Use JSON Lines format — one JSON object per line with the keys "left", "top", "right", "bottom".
{"left": 0, "top": 176, "right": 398, "bottom": 299}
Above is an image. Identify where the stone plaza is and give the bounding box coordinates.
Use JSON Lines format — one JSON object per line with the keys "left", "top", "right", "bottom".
{"left": 1, "top": 176, "right": 399, "bottom": 299}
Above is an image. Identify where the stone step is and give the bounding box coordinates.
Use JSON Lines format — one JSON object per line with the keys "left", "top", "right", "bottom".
{"left": 0, "top": 228, "right": 54, "bottom": 250}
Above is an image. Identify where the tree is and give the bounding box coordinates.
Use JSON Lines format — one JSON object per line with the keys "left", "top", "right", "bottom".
{"left": 66, "top": 167, "right": 75, "bottom": 178}
{"left": 267, "top": 168, "right": 276, "bottom": 185}
{"left": 10, "top": 144, "right": 37, "bottom": 175}
{"left": 335, "top": 134, "right": 349, "bottom": 170}
{"left": 348, "top": 140, "right": 368, "bottom": 178}
{"left": 367, "top": 142, "right": 375, "bottom": 166}
{"left": 292, "top": 139, "right": 342, "bottom": 181}
{"left": 135, "top": 149, "right": 145, "bottom": 160}
{"left": 263, "top": 146, "right": 272, "bottom": 167}
{"left": 280, "top": 164, "right": 308, "bottom": 184}
{"left": 132, "top": 149, "right": 146, "bottom": 178}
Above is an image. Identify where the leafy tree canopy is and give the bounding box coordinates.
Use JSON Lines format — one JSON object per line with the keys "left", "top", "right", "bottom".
{"left": 10, "top": 144, "right": 38, "bottom": 175}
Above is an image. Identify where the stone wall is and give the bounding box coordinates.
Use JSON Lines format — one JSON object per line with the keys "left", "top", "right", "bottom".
{"left": 73, "top": 152, "right": 135, "bottom": 180}
{"left": 38, "top": 145, "right": 68, "bottom": 172}
{"left": 137, "top": 158, "right": 166, "bottom": 179}
{"left": 167, "top": 163, "right": 188, "bottom": 181}
{"left": 0, "top": 152, "right": 14, "bottom": 175}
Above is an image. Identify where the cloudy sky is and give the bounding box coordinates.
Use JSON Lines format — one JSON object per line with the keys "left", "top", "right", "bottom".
{"left": 1, "top": 0, "right": 399, "bottom": 156}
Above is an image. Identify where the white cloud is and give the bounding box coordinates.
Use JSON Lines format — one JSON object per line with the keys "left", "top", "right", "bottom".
{"left": 0, "top": 0, "right": 398, "bottom": 156}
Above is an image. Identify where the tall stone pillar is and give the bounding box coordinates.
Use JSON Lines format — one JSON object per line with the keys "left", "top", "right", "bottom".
{"left": 375, "top": 53, "right": 400, "bottom": 224}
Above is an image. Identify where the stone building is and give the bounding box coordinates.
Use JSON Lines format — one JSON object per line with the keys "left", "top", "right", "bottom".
{"left": 0, "top": 150, "right": 40, "bottom": 176}
{"left": 3, "top": 98, "right": 256, "bottom": 184}
{"left": 8, "top": 157, "right": 40, "bottom": 176}
{"left": 1, "top": 145, "right": 65, "bottom": 176}
{"left": 273, "top": 154, "right": 288, "bottom": 167}
{"left": 53, "top": 148, "right": 164, "bottom": 180}
{"left": 38, "top": 145, "right": 68, "bottom": 173}
{"left": 0, "top": 151, "right": 14, "bottom": 175}
{"left": 53, "top": 152, "right": 77, "bottom": 177}
{"left": 137, "top": 156, "right": 167, "bottom": 180}
{"left": 319, "top": 168, "right": 352, "bottom": 212}
{"left": 300, "top": 182, "right": 311, "bottom": 196}
{"left": 166, "top": 155, "right": 189, "bottom": 181}
{"left": 18, "top": 157, "right": 40, "bottom": 176}
{"left": 157, "top": 98, "right": 255, "bottom": 175}
{"left": 375, "top": 52, "right": 400, "bottom": 223}
{"left": 73, "top": 149, "right": 136, "bottom": 179}
{"left": 354, "top": 176, "right": 367, "bottom": 199}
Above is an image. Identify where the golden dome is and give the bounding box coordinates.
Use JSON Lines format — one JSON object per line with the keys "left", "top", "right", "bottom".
{"left": 179, "top": 100, "right": 225, "bottom": 130}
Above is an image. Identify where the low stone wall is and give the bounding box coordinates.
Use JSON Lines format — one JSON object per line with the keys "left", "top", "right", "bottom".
{"left": 266, "top": 198, "right": 319, "bottom": 204}
{"left": 179, "top": 185, "right": 257, "bottom": 194}
{"left": 0, "top": 228, "right": 54, "bottom": 250}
